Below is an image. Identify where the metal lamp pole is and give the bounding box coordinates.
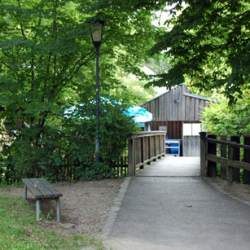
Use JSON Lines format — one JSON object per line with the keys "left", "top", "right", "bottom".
{"left": 90, "top": 20, "right": 105, "bottom": 163}
{"left": 95, "top": 46, "right": 100, "bottom": 162}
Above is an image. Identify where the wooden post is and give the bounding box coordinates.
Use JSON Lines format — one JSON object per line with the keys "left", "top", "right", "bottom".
{"left": 158, "top": 135, "right": 162, "bottom": 159}
{"left": 140, "top": 138, "right": 144, "bottom": 169}
{"left": 207, "top": 134, "right": 217, "bottom": 177}
{"left": 228, "top": 146, "right": 233, "bottom": 183}
{"left": 220, "top": 135, "right": 227, "bottom": 179}
{"left": 147, "top": 137, "right": 151, "bottom": 165}
{"left": 36, "top": 200, "right": 41, "bottom": 220}
{"left": 128, "top": 138, "right": 135, "bottom": 176}
{"left": 56, "top": 198, "right": 61, "bottom": 222}
{"left": 243, "top": 136, "right": 250, "bottom": 184}
{"left": 161, "top": 135, "right": 165, "bottom": 156}
{"left": 228, "top": 136, "right": 240, "bottom": 183}
{"left": 23, "top": 185, "right": 27, "bottom": 200}
{"left": 200, "top": 132, "right": 207, "bottom": 177}
{"left": 153, "top": 136, "right": 156, "bottom": 161}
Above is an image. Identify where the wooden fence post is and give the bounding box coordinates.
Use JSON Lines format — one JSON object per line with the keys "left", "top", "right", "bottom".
{"left": 147, "top": 137, "right": 151, "bottom": 165}
{"left": 200, "top": 132, "right": 207, "bottom": 177}
{"left": 158, "top": 135, "right": 162, "bottom": 159}
{"left": 243, "top": 136, "right": 250, "bottom": 184}
{"left": 228, "top": 136, "right": 240, "bottom": 183}
{"left": 140, "top": 138, "right": 144, "bottom": 169}
{"left": 207, "top": 134, "right": 217, "bottom": 177}
{"left": 220, "top": 135, "right": 227, "bottom": 179}
{"left": 162, "top": 134, "right": 165, "bottom": 156}
{"left": 153, "top": 136, "right": 156, "bottom": 161}
{"left": 128, "top": 138, "right": 135, "bottom": 176}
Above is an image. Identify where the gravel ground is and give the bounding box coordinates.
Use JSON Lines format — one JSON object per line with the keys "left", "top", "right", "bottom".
{"left": 0, "top": 179, "right": 124, "bottom": 236}
{"left": 208, "top": 177, "right": 250, "bottom": 203}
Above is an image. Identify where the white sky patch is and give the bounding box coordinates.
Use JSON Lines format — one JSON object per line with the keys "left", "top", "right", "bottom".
{"left": 152, "top": 10, "right": 173, "bottom": 27}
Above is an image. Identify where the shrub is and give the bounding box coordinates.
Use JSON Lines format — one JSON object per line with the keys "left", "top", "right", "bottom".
{"left": 0, "top": 99, "right": 138, "bottom": 182}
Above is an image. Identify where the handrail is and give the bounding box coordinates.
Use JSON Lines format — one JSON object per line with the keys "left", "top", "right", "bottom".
{"left": 128, "top": 131, "right": 167, "bottom": 139}
{"left": 200, "top": 132, "right": 250, "bottom": 184}
{"left": 204, "top": 137, "right": 250, "bottom": 150}
{"left": 128, "top": 131, "right": 166, "bottom": 176}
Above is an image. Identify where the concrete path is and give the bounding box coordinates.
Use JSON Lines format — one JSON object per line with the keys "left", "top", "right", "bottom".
{"left": 136, "top": 156, "right": 200, "bottom": 177}
{"left": 104, "top": 157, "right": 250, "bottom": 250}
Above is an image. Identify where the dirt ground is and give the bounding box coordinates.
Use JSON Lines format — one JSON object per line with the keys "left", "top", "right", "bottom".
{"left": 0, "top": 179, "right": 124, "bottom": 236}
{"left": 208, "top": 177, "right": 250, "bottom": 203}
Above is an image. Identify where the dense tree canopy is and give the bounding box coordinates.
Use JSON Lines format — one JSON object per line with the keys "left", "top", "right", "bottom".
{"left": 0, "top": 0, "right": 158, "bottom": 130}
{"left": 148, "top": 0, "right": 250, "bottom": 102}
{"left": 0, "top": 0, "right": 159, "bottom": 180}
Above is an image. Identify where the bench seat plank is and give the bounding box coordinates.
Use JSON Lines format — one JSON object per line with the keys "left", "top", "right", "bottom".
{"left": 22, "top": 178, "right": 62, "bottom": 199}
{"left": 29, "top": 178, "right": 55, "bottom": 199}
{"left": 22, "top": 179, "right": 44, "bottom": 199}
{"left": 39, "top": 178, "right": 62, "bottom": 198}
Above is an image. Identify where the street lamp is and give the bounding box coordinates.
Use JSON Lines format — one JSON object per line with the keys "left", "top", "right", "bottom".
{"left": 90, "top": 20, "right": 105, "bottom": 163}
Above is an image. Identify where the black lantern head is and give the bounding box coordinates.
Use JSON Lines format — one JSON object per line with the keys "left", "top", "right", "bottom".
{"left": 90, "top": 20, "right": 105, "bottom": 48}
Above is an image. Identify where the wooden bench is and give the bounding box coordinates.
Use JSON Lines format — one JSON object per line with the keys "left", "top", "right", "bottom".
{"left": 22, "top": 178, "right": 63, "bottom": 222}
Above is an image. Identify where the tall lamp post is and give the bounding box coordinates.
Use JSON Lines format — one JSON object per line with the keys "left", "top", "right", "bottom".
{"left": 90, "top": 20, "right": 105, "bottom": 163}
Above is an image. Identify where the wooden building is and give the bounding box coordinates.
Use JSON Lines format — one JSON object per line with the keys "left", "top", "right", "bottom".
{"left": 141, "top": 84, "right": 212, "bottom": 156}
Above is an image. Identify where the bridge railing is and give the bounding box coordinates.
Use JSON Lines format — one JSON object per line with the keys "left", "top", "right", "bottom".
{"left": 128, "top": 131, "right": 166, "bottom": 176}
{"left": 200, "top": 132, "right": 250, "bottom": 184}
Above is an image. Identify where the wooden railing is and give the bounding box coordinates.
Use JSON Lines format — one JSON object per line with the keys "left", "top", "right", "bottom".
{"left": 200, "top": 132, "right": 250, "bottom": 184}
{"left": 128, "top": 131, "right": 166, "bottom": 176}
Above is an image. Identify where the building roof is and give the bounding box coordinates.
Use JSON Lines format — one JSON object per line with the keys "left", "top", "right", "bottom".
{"left": 141, "top": 83, "right": 219, "bottom": 106}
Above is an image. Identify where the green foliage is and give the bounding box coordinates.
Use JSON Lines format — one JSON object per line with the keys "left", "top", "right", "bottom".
{"left": 62, "top": 98, "right": 138, "bottom": 180}
{"left": 113, "top": 71, "right": 157, "bottom": 105}
{"left": 1, "top": 98, "right": 137, "bottom": 182}
{"left": 146, "top": 54, "right": 172, "bottom": 75}
{"left": 0, "top": 0, "right": 156, "bottom": 181}
{"left": 148, "top": 0, "right": 250, "bottom": 102}
{"left": 0, "top": 194, "right": 105, "bottom": 250}
{"left": 201, "top": 92, "right": 250, "bottom": 136}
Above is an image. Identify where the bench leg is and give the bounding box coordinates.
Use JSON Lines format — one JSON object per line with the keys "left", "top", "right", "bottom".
{"left": 36, "top": 200, "right": 41, "bottom": 220}
{"left": 23, "top": 185, "right": 27, "bottom": 200}
{"left": 56, "top": 198, "right": 61, "bottom": 222}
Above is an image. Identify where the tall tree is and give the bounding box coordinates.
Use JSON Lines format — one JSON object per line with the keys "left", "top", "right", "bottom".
{"left": 148, "top": 0, "right": 250, "bottom": 102}
{"left": 0, "top": 0, "right": 157, "bottom": 132}
{"left": 0, "top": 0, "right": 160, "bottom": 179}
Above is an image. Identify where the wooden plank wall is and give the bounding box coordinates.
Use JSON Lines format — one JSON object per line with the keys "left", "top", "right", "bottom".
{"left": 146, "top": 121, "right": 183, "bottom": 139}
{"left": 142, "top": 85, "right": 209, "bottom": 122}
{"left": 184, "top": 96, "right": 209, "bottom": 121}
{"left": 142, "top": 85, "right": 184, "bottom": 121}
{"left": 183, "top": 96, "right": 209, "bottom": 121}
{"left": 183, "top": 136, "right": 200, "bottom": 156}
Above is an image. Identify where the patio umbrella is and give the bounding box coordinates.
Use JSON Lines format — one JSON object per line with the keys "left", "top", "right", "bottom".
{"left": 125, "top": 106, "right": 153, "bottom": 123}
{"left": 64, "top": 101, "right": 153, "bottom": 124}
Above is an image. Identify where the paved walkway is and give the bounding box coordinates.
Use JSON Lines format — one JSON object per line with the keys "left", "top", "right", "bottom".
{"left": 136, "top": 156, "right": 200, "bottom": 177}
{"left": 104, "top": 156, "right": 250, "bottom": 250}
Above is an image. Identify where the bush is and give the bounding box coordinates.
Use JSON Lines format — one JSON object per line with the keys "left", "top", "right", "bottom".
{"left": 0, "top": 99, "right": 138, "bottom": 182}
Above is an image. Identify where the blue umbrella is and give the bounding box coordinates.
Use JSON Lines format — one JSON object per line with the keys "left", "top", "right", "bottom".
{"left": 64, "top": 100, "right": 153, "bottom": 124}
{"left": 125, "top": 106, "right": 153, "bottom": 123}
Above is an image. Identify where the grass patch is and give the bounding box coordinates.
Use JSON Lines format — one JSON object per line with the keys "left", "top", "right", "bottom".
{"left": 0, "top": 194, "right": 105, "bottom": 250}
